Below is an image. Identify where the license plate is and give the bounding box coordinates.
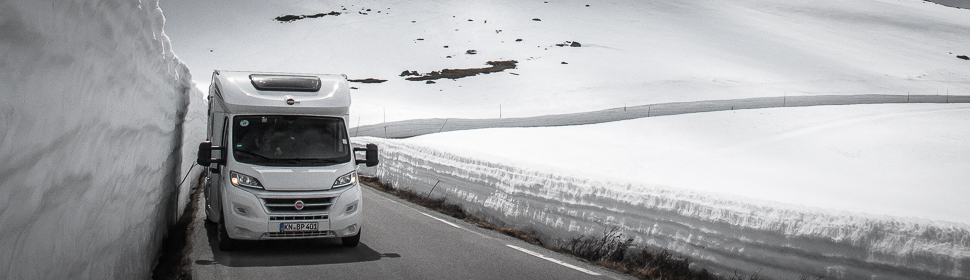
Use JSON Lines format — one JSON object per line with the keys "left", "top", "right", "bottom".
{"left": 280, "top": 222, "right": 318, "bottom": 233}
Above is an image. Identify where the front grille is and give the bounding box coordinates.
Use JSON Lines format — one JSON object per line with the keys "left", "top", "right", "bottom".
{"left": 267, "top": 231, "right": 333, "bottom": 238}
{"left": 263, "top": 197, "right": 334, "bottom": 213}
{"left": 270, "top": 215, "right": 328, "bottom": 221}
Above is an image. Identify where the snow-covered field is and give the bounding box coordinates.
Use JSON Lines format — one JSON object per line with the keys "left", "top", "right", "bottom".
{"left": 162, "top": 0, "right": 970, "bottom": 125}
{"left": 157, "top": 0, "right": 970, "bottom": 279}
{"left": 0, "top": 1, "right": 204, "bottom": 278}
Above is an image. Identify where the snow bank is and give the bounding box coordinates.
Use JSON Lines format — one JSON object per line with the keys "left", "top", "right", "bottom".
{"left": 354, "top": 104, "right": 970, "bottom": 279}
{"left": 0, "top": 1, "right": 202, "bottom": 278}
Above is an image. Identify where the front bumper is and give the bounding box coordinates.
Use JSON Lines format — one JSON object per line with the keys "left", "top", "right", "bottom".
{"left": 222, "top": 181, "right": 362, "bottom": 240}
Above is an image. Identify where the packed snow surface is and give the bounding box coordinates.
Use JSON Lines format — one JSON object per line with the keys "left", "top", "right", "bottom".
{"left": 0, "top": 1, "right": 204, "bottom": 278}
{"left": 356, "top": 104, "right": 970, "bottom": 279}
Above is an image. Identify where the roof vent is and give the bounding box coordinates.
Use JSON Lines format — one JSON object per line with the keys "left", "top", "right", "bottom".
{"left": 250, "top": 74, "right": 322, "bottom": 92}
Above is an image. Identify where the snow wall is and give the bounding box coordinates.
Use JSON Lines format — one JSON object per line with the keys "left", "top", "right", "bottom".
{"left": 355, "top": 137, "right": 970, "bottom": 280}
{"left": 0, "top": 1, "right": 205, "bottom": 279}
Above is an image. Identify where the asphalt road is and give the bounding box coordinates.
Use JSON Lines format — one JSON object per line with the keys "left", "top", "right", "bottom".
{"left": 188, "top": 184, "right": 632, "bottom": 279}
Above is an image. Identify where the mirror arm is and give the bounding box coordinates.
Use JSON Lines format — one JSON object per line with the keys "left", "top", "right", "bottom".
{"left": 354, "top": 144, "right": 379, "bottom": 167}
{"left": 211, "top": 146, "right": 227, "bottom": 165}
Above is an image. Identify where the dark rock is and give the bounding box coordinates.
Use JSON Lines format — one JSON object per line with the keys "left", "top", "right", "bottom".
{"left": 466, "top": 50, "right": 478, "bottom": 55}
{"left": 276, "top": 15, "right": 304, "bottom": 22}
{"left": 959, "top": 55, "right": 969, "bottom": 60}
{"left": 515, "top": 39, "right": 523, "bottom": 42}
{"left": 561, "top": 61, "right": 568, "bottom": 64}
{"left": 306, "top": 11, "right": 341, "bottom": 19}
{"left": 570, "top": 41, "right": 581, "bottom": 47}
{"left": 426, "top": 80, "right": 436, "bottom": 84}
{"left": 532, "top": 18, "right": 541, "bottom": 21}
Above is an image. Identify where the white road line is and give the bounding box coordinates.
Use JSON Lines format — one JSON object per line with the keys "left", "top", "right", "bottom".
{"left": 367, "top": 187, "right": 495, "bottom": 239}
{"left": 418, "top": 212, "right": 495, "bottom": 239}
{"left": 421, "top": 212, "right": 461, "bottom": 228}
{"left": 506, "top": 244, "right": 602, "bottom": 276}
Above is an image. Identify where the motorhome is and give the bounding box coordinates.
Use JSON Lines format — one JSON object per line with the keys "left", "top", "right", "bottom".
{"left": 197, "top": 70, "right": 378, "bottom": 251}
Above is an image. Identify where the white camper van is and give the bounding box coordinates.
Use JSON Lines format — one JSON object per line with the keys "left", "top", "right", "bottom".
{"left": 197, "top": 70, "right": 378, "bottom": 251}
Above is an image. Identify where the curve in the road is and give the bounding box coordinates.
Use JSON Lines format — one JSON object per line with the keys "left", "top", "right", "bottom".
{"left": 352, "top": 94, "right": 970, "bottom": 138}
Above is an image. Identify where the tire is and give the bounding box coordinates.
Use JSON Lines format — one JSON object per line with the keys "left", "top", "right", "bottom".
{"left": 204, "top": 205, "right": 216, "bottom": 225}
{"left": 341, "top": 228, "right": 361, "bottom": 247}
{"left": 218, "top": 215, "right": 237, "bottom": 251}
{"left": 203, "top": 177, "right": 216, "bottom": 224}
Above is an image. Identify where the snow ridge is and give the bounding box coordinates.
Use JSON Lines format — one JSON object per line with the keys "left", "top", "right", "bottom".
{"left": 0, "top": 1, "right": 202, "bottom": 278}
{"left": 356, "top": 137, "right": 970, "bottom": 279}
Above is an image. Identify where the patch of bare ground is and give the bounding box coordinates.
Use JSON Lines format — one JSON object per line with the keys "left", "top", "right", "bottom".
{"left": 401, "top": 60, "right": 518, "bottom": 81}
{"left": 152, "top": 174, "right": 205, "bottom": 280}
{"left": 555, "top": 41, "right": 582, "bottom": 47}
{"left": 348, "top": 78, "right": 387, "bottom": 83}
{"left": 276, "top": 11, "right": 341, "bottom": 23}
{"left": 359, "top": 176, "right": 819, "bottom": 280}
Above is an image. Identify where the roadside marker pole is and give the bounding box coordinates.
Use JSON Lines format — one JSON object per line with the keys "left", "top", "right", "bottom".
{"left": 427, "top": 180, "right": 440, "bottom": 199}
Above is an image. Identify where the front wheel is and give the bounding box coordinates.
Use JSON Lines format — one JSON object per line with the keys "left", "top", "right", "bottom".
{"left": 341, "top": 228, "right": 361, "bottom": 247}
{"left": 218, "top": 215, "right": 237, "bottom": 251}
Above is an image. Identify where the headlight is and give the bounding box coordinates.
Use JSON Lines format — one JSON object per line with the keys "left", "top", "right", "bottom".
{"left": 230, "top": 171, "right": 263, "bottom": 189}
{"left": 332, "top": 171, "right": 357, "bottom": 190}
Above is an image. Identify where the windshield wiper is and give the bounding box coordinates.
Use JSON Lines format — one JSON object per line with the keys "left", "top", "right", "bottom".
{"left": 234, "top": 149, "right": 271, "bottom": 160}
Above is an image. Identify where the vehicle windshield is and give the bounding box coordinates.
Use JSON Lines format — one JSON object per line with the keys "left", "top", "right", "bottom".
{"left": 231, "top": 115, "right": 350, "bottom": 166}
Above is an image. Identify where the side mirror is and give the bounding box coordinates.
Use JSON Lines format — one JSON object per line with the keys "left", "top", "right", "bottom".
{"left": 197, "top": 141, "right": 227, "bottom": 166}
{"left": 197, "top": 142, "right": 213, "bottom": 166}
{"left": 354, "top": 144, "right": 379, "bottom": 167}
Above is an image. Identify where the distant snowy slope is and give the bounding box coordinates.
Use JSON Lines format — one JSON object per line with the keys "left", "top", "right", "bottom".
{"left": 162, "top": 0, "right": 970, "bottom": 125}
{"left": 0, "top": 1, "right": 201, "bottom": 279}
